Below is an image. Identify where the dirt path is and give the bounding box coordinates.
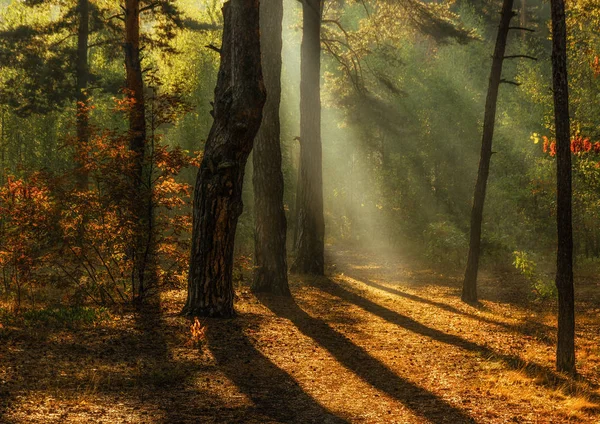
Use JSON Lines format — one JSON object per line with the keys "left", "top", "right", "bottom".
{"left": 1, "top": 248, "right": 600, "bottom": 423}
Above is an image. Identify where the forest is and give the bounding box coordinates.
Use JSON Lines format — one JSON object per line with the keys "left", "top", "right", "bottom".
{"left": 0, "top": 0, "right": 599, "bottom": 422}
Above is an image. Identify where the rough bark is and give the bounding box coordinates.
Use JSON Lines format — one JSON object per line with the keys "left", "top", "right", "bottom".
{"left": 462, "top": 0, "right": 515, "bottom": 304}
{"left": 124, "top": 0, "right": 151, "bottom": 301}
{"left": 252, "top": 0, "right": 290, "bottom": 295}
{"left": 75, "top": 0, "right": 89, "bottom": 191}
{"left": 184, "top": 0, "right": 265, "bottom": 318}
{"left": 550, "top": 0, "right": 575, "bottom": 374}
{"left": 124, "top": 0, "right": 146, "bottom": 165}
{"left": 291, "top": 0, "right": 325, "bottom": 275}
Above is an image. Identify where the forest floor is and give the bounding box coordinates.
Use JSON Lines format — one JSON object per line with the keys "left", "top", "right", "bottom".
{"left": 1, "top": 247, "right": 600, "bottom": 423}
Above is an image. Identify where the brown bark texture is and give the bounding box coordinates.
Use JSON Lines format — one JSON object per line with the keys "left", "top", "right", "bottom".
{"left": 462, "top": 0, "right": 514, "bottom": 304}
{"left": 124, "top": 0, "right": 152, "bottom": 301}
{"left": 550, "top": 0, "right": 576, "bottom": 374}
{"left": 291, "top": 0, "right": 325, "bottom": 276}
{"left": 184, "top": 0, "right": 266, "bottom": 318}
{"left": 252, "top": 0, "right": 290, "bottom": 295}
{"left": 76, "top": 0, "right": 89, "bottom": 191}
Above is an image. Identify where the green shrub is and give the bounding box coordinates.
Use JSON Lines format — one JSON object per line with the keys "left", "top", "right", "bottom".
{"left": 513, "top": 251, "right": 556, "bottom": 300}
{"left": 21, "top": 306, "right": 110, "bottom": 328}
{"left": 423, "top": 221, "right": 468, "bottom": 269}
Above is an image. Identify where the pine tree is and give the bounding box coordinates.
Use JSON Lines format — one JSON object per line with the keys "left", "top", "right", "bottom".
{"left": 184, "top": 0, "right": 265, "bottom": 318}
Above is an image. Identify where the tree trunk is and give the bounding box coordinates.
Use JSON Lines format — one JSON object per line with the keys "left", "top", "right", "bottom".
{"left": 75, "top": 0, "right": 89, "bottom": 191}
{"left": 124, "top": 0, "right": 146, "bottom": 170}
{"left": 462, "top": 0, "right": 515, "bottom": 304}
{"left": 124, "top": 0, "right": 152, "bottom": 302}
{"left": 291, "top": 0, "right": 325, "bottom": 275}
{"left": 550, "top": 0, "right": 575, "bottom": 374}
{"left": 184, "top": 0, "right": 265, "bottom": 318}
{"left": 252, "top": 0, "right": 290, "bottom": 296}
{"left": 520, "top": 0, "right": 527, "bottom": 41}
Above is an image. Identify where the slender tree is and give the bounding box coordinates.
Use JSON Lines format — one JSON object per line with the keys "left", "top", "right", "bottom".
{"left": 184, "top": 0, "right": 265, "bottom": 318}
{"left": 124, "top": 0, "right": 146, "bottom": 173}
{"left": 124, "top": 0, "right": 152, "bottom": 301}
{"left": 550, "top": 0, "right": 575, "bottom": 374}
{"left": 75, "top": 0, "right": 90, "bottom": 191}
{"left": 252, "top": 0, "right": 290, "bottom": 295}
{"left": 462, "top": 0, "right": 515, "bottom": 304}
{"left": 291, "top": 0, "right": 325, "bottom": 275}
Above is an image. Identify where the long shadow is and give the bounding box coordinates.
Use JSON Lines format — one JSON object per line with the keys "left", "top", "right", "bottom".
{"left": 0, "top": 302, "right": 207, "bottom": 423}
{"left": 308, "top": 278, "right": 600, "bottom": 405}
{"left": 0, "top": 330, "right": 17, "bottom": 424}
{"left": 204, "top": 315, "right": 348, "bottom": 424}
{"left": 0, "top": 300, "right": 346, "bottom": 423}
{"left": 257, "top": 293, "right": 476, "bottom": 424}
{"left": 328, "top": 249, "right": 461, "bottom": 290}
{"left": 341, "top": 274, "right": 555, "bottom": 346}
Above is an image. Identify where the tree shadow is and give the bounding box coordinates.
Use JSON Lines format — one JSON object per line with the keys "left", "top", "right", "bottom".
{"left": 0, "top": 301, "right": 208, "bottom": 423}
{"left": 203, "top": 314, "right": 348, "bottom": 423}
{"left": 342, "top": 273, "right": 555, "bottom": 346}
{"left": 329, "top": 248, "right": 536, "bottom": 306}
{"left": 306, "top": 277, "right": 600, "bottom": 406}
{"left": 257, "top": 293, "right": 476, "bottom": 424}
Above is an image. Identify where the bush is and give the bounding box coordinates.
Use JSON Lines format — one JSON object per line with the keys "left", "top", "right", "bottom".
{"left": 513, "top": 251, "right": 556, "bottom": 300}
{"left": 0, "top": 93, "right": 196, "bottom": 310}
{"left": 423, "top": 221, "right": 468, "bottom": 269}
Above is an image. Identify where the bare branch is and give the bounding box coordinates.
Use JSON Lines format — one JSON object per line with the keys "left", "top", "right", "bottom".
{"left": 106, "top": 13, "right": 125, "bottom": 21}
{"left": 140, "top": 1, "right": 160, "bottom": 13}
{"left": 508, "top": 26, "right": 535, "bottom": 32}
{"left": 205, "top": 44, "right": 221, "bottom": 54}
{"left": 504, "top": 54, "right": 538, "bottom": 61}
{"left": 500, "top": 79, "right": 521, "bottom": 86}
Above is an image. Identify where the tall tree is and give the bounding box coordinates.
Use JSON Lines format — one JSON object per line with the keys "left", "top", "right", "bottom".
{"left": 252, "top": 0, "right": 290, "bottom": 295}
{"left": 462, "top": 0, "right": 515, "bottom": 304}
{"left": 75, "top": 0, "right": 90, "bottom": 191}
{"left": 550, "top": 0, "right": 575, "bottom": 374}
{"left": 184, "top": 0, "right": 265, "bottom": 318}
{"left": 291, "top": 0, "right": 325, "bottom": 275}
{"left": 0, "top": 0, "right": 104, "bottom": 187}
{"left": 124, "top": 0, "right": 151, "bottom": 302}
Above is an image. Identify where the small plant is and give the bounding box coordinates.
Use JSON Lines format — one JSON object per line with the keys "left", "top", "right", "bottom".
{"left": 185, "top": 317, "right": 206, "bottom": 349}
{"left": 513, "top": 251, "right": 557, "bottom": 300}
{"left": 22, "top": 306, "right": 110, "bottom": 328}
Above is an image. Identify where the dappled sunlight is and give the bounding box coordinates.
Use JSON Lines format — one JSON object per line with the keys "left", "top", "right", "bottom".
{"left": 2, "top": 250, "right": 599, "bottom": 422}
{"left": 0, "top": 0, "right": 599, "bottom": 421}
{"left": 303, "top": 250, "right": 600, "bottom": 418}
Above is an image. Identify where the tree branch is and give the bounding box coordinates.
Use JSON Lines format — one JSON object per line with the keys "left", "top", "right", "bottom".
{"left": 140, "top": 1, "right": 160, "bottom": 13}
{"left": 508, "top": 26, "right": 535, "bottom": 32}
{"left": 205, "top": 44, "right": 221, "bottom": 54}
{"left": 504, "top": 54, "right": 538, "bottom": 61}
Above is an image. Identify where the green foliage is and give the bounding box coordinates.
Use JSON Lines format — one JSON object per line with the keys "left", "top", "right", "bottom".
{"left": 423, "top": 221, "right": 468, "bottom": 269}
{"left": 21, "top": 306, "right": 110, "bottom": 327}
{"left": 513, "top": 251, "right": 556, "bottom": 300}
{"left": 0, "top": 0, "right": 599, "bottom": 303}
{"left": 0, "top": 305, "right": 109, "bottom": 328}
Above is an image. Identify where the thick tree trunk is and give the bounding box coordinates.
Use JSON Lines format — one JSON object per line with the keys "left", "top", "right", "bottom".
{"left": 252, "top": 0, "right": 290, "bottom": 295}
{"left": 184, "top": 0, "right": 265, "bottom": 318}
{"left": 550, "top": 0, "right": 575, "bottom": 374}
{"left": 75, "top": 0, "right": 89, "bottom": 191}
{"left": 124, "top": 0, "right": 151, "bottom": 301}
{"left": 291, "top": 0, "right": 325, "bottom": 275}
{"left": 462, "top": 0, "right": 514, "bottom": 304}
